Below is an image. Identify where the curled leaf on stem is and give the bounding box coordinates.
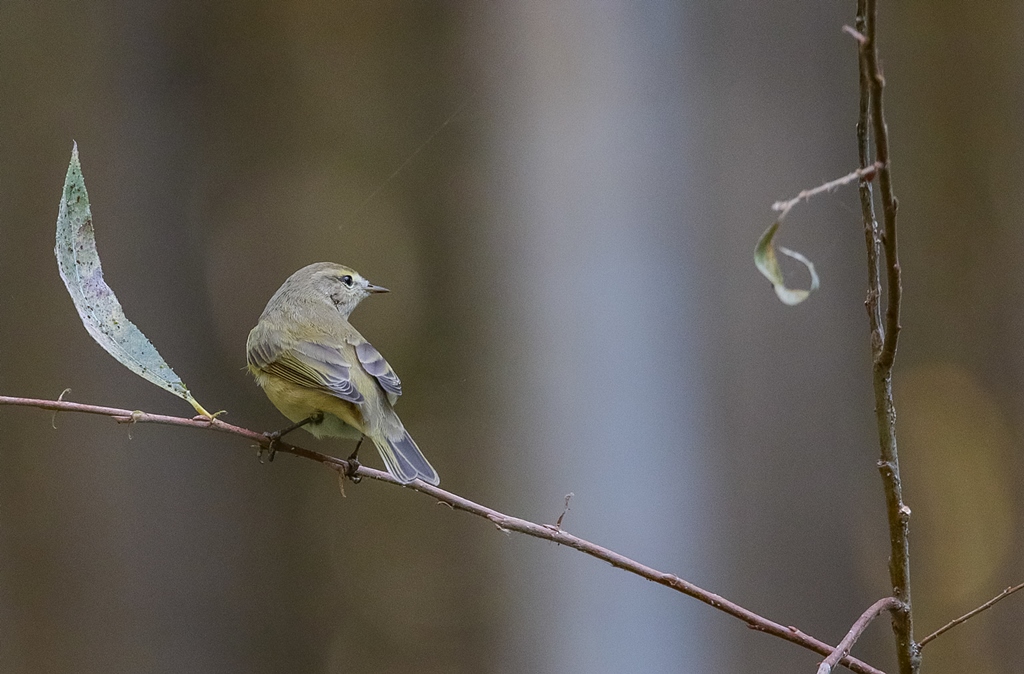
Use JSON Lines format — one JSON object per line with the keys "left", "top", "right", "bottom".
{"left": 754, "top": 221, "right": 820, "bottom": 306}
{"left": 755, "top": 163, "right": 882, "bottom": 306}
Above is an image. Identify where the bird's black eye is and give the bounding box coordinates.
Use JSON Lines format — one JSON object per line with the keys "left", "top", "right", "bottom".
{"left": 340, "top": 275, "right": 353, "bottom": 287}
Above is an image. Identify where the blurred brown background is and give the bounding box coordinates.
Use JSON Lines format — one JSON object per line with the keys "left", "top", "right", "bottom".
{"left": 1, "top": 2, "right": 1022, "bottom": 672}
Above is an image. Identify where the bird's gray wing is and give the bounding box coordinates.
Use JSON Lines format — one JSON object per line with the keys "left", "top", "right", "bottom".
{"left": 353, "top": 339, "right": 402, "bottom": 398}
{"left": 248, "top": 336, "right": 364, "bottom": 404}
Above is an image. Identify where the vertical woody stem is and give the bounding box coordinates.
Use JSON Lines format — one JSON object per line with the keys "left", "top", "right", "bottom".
{"left": 856, "top": 0, "right": 918, "bottom": 672}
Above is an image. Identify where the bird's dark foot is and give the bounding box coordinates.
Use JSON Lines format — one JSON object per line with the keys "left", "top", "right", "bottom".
{"left": 343, "top": 438, "right": 364, "bottom": 482}
{"left": 343, "top": 457, "right": 362, "bottom": 483}
{"left": 347, "top": 437, "right": 364, "bottom": 463}
{"left": 260, "top": 432, "right": 280, "bottom": 463}
{"left": 259, "top": 412, "right": 325, "bottom": 463}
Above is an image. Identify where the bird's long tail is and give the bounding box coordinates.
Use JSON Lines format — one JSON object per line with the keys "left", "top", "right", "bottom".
{"left": 372, "top": 428, "right": 439, "bottom": 486}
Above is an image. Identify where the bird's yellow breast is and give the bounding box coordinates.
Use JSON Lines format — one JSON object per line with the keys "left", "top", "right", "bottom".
{"left": 255, "top": 369, "right": 365, "bottom": 440}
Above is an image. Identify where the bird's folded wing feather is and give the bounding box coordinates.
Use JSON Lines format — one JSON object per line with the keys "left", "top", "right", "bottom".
{"left": 354, "top": 339, "right": 402, "bottom": 397}
{"left": 248, "top": 337, "right": 364, "bottom": 404}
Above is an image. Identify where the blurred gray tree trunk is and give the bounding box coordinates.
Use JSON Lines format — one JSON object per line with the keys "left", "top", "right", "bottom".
{"left": 468, "top": 3, "right": 717, "bottom": 671}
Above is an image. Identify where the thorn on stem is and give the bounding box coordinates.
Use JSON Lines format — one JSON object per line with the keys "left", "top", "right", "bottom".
{"left": 555, "top": 492, "right": 574, "bottom": 530}
{"left": 52, "top": 388, "right": 72, "bottom": 429}
{"left": 842, "top": 25, "right": 867, "bottom": 44}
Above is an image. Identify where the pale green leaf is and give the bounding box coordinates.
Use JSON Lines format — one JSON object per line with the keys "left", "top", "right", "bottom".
{"left": 54, "top": 143, "right": 212, "bottom": 417}
{"left": 754, "top": 220, "right": 820, "bottom": 306}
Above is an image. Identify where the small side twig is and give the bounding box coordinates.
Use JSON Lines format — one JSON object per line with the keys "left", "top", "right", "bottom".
{"left": 817, "top": 597, "right": 902, "bottom": 674}
{"left": 918, "top": 583, "right": 1024, "bottom": 649}
{"left": 0, "top": 394, "right": 886, "bottom": 674}
{"left": 771, "top": 162, "right": 882, "bottom": 220}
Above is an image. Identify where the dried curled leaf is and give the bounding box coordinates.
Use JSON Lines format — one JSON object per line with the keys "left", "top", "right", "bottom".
{"left": 754, "top": 221, "right": 819, "bottom": 306}
{"left": 54, "top": 143, "right": 212, "bottom": 417}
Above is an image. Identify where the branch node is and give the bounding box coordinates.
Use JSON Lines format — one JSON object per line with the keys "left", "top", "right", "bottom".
{"left": 126, "top": 410, "right": 144, "bottom": 440}
{"left": 487, "top": 514, "right": 511, "bottom": 534}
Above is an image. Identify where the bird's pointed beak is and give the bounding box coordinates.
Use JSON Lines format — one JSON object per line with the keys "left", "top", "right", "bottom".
{"left": 366, "top": 283, "right": 389, "bottom": 294}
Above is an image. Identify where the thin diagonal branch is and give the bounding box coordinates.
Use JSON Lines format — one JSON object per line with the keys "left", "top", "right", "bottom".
{"left": 854, "top": 2, "right": 917, "bottom": 673}
{"left": 0, "top": 394, "right": 886, "bottom": 674}
{"left": 817, "top": 597, "right": 902, "bottom": 674}
{"left": 918, "top": 583, "right": 1024, "bottom": 649}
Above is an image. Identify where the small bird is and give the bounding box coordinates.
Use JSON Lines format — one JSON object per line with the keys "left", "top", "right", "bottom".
{"left": 247, "top": 262, "right": 439, "bottom": 486}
